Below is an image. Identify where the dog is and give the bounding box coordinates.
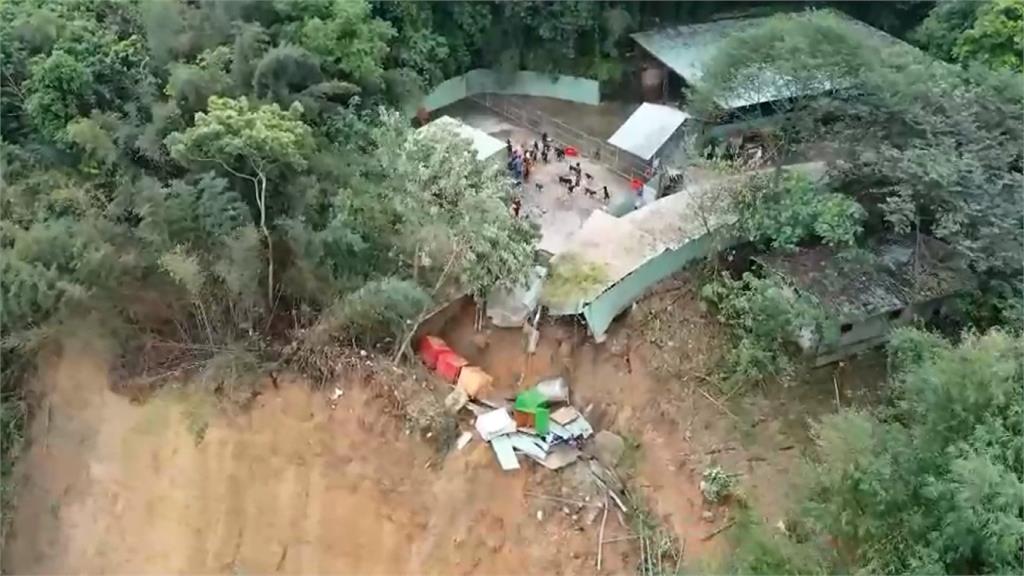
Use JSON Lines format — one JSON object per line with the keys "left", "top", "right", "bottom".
{"left": 584, "top": 172, "right": 593, "bottom": 182}
{"left": 558, "top": 175, "right": 574, "bottom": 186}
{"left": 535, "top": 182, "right": 544, "bottom": 193}
{"left": 584, "top": 187, "right": 597, "bottom": 197}
{"left": 567, "top": 184, "right": 576, "bottom": 195}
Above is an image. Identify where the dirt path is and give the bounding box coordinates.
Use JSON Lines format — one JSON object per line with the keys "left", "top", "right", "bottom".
{"left": 3, "top": 339, "right": 631, "bottom": 574}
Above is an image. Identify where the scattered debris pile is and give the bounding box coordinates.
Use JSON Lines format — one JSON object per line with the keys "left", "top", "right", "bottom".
{"left": 417, "top": 335, "right": 610, "bottom": 475}
{"left": 473, "top": 392, "right": 593, "bottom": 472}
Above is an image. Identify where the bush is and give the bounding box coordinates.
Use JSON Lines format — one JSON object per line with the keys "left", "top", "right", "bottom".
{"left": 701, "top": 273, "right": 823, "bottom": 385}
{"left": 805, "top": 328, "right": 1024, "bottom": 574}
{"left": 541, "top": 254, "right": 608, "bottom": 305}
{"left": 327, "top": 278, "right": 432, "bottom": 347}
{"left": 700, "top": 466, "right": 735, "bottom": 503}
{"left": 734, "top": 171, "right": 866, "bottom": 249}
{"left": 724, "top": 511, "right": 831, "bottom": 575}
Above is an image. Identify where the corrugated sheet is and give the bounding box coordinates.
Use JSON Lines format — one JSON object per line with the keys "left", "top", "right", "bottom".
{"left": 583, "top": 231, "right": 734, "bottom": 338}
{"left": 631, "top": 9, "right": 911, "bottom": 109}
{"left": 419, "top": 116, "right": 506, "bottom": 161}
{"left": 422, "top": 69, "right": 600, "bottom": 112}
{"left": 547, "top": 162, "right": 827, "bottom": 338}
{"left": 758, "top": 235, "right": 972, "bottom": 321}
{"left": 607, "top": 103, "right": 690, "bottom": 160}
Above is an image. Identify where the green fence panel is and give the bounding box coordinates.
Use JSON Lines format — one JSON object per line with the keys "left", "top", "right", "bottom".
{"left": 423, "top": 69, "right": 600, "bottom": 111}
{"left": 583, "top": 231, "right": 737, "bottom": 339}
{"left": 422, "top": 75, "right": 468, "bottom": 112}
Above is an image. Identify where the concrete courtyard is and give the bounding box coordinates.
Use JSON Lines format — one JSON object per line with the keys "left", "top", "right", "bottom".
{"left": 441, "top": 100, "right": 635, "bottom": 255}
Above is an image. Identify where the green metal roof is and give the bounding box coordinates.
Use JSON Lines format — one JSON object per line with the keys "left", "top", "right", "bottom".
{"left": 632, "top": 9, "right": 912, "bottom": 109}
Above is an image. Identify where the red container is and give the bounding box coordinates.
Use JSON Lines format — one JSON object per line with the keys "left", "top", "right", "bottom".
{"left": 630, "top": 177, "right": 644, "bottom": 191}
{"left": 436, "top": 351, "right": 469, "bottom": 383}
{"left": 565, "top": 146, "right": 578, "bottom": 157}
{"left": 418, "top": 336, "right": 452, "bottom": 369}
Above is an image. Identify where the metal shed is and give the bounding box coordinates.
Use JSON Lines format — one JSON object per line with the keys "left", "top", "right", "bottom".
{"left": 631, "top": 9, "right": 912, "bottom": 110}
{"left": 607, "top": 103, "right": 691, "bottom": 161}
{"left": 758, "top": 234, "right": 973, "bottom": 365}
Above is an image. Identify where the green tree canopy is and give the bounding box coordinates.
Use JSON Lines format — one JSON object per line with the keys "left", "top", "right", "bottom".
{"left": 915, "top": 0, "right": 1024, "bottom": 72}
{"left": 167, "top": 96, "right": 314, "bottom": 305}
{"left": 699, "top": 9, "right": 1024, "bottom": 328}
{"left": 806, "top": 328, "right": 1024, "bottom": 574}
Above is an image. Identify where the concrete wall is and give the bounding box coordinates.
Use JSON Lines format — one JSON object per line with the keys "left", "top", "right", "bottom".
{"left": 813, "top": 296, "right": 952, "bottom": 366}
{"left": 422, "top": 69, "right": 601, "bottom": 112}
{"left": 471, "top": 92, "right": 650, "bottom": 182}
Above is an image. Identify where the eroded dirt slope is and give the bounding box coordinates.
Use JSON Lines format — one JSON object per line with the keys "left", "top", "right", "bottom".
{"left": 3, "top": 339, "right": 635, "bottom": 574}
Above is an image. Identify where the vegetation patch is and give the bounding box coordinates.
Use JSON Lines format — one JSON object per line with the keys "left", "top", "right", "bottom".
{"left": 701, "top": 272, "right": 823, "bottom": 387}
{"left": 541, "top": 255, "right": 609, "bottom": 306}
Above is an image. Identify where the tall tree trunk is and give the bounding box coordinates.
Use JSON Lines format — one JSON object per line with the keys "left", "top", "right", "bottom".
{"left": 254, "top": 172, "right": 274, "bottom": 308}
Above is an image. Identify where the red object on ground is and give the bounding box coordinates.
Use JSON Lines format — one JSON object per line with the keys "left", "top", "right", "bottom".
{"left": 630, "top": 177, "right": 644, "bottom": 191}
{"left": 436, "top": 351, "right": 469, "bottom": 382}
{"left": 565, "top": 146, "right": 578, "bottom": 156}
{"left": 418, "top": 336, "right": 452, "bottom": 369}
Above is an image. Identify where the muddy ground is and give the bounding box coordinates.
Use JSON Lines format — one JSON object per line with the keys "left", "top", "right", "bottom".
{"left": 3, "top": 273, "right": 884, "bottom": 574}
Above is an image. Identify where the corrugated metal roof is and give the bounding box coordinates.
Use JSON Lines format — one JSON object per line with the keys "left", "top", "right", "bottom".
{"left": 757, "top": 235, "right": 972, "bottom": 320}
{"left": 632, "top": 16, "right": 778, "bottom": 109}
{"left": 419, "top": 115, "right": 506, "bottom": 161}
{"left": 607, "top": 103, "right": 690, "bottom": 160}
{"left": 544, "top": 162, "right": 828, "bottom": 314}
{"left": 631, "top": 10, "right": 908, "bottom": 109}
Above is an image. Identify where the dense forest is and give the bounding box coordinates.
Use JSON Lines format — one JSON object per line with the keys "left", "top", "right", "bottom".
{"left": 1, "top": 0, "right": 1022, "bottom": 573}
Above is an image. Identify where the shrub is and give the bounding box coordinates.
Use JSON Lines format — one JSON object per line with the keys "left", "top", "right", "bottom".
{"left": 326, "top": 277, "right": 431, "bottom": 347}
{"left": 805, "top": 328, "right": 1024, "bottom": 574}
{"left": 701, "top": 272, "right": 823, "bottom": 385}
{"left": 700, "top": 466, "right": 735, "bottom": 503}
{"left": 734, "top": 171, "right": 866, "bottom": 249}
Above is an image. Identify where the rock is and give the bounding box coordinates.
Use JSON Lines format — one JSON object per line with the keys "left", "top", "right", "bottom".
{"left": 591, "top": 430, "right": 626, "bottom": 469}
{"left": 536, "top": 510, "right": 544, "bottom": 522}
{"left": 701, "top": 510, "right": 715, "bottom": 523}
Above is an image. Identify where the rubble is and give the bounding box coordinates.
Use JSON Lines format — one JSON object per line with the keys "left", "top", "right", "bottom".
{"left": 419, "top": 333, "right": 619, "bottom": 508}
{"left": 476, "top": 408, "right": 517, "bottom": 441}
{"left": 463, "top": 373, "right": 611, "bottom": 481}
{"left": 491, "top": 435, "right": 520, "bottom": 470}
{"left": 533, "top": 376, "right": 569, "bottom": 403}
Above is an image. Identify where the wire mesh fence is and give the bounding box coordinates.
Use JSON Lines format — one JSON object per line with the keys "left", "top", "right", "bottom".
{"left": 471, "top": 93, "right": 651, "bottom": 184}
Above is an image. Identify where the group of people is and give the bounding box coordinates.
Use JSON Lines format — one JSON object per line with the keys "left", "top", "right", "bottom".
{"left": 507, "top": 132, "right": 562, "bottom": 183}
{"left": 506, "top": 131, "right": 612, "bottom": 219}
